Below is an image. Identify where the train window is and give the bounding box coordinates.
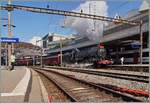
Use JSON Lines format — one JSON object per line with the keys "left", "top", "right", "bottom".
{"left": 108, "top": 49, "right": 113, "bottom": 52}
{"left": 120, "top": 53, "right": 133, "bottom": 58}
{"left": 117, "top": 52, "right": 149, "bottom": 58}
{"left": 143, "top": 43, "right": 148, "bottom": 48}
{"left": 143, "top": 52, "right": 149, "bottom": 57}
{"left": 120, "top": 47, "right": 125, "bottom": 52}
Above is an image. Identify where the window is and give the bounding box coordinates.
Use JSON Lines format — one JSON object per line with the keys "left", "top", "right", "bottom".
{"left": 143, "top": 52, "right": 149, "bottom": 57}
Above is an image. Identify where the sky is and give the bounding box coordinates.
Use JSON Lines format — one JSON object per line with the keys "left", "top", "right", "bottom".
{"left": 0, "top": 0, "right": 142, "bottom": 45}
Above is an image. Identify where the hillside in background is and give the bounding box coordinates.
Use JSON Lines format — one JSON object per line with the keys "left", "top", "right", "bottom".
{"left": 1, "top": 42, "right": 40, "bottom": 49}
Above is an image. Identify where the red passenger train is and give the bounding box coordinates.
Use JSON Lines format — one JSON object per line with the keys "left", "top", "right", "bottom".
{"left": 15, "top": 58, "right": 33, "bottom": 66}
{"left": 43, "top": 55, "right": 61, "bottom": 66}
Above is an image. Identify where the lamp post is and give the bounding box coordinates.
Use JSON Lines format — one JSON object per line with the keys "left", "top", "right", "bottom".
{"left": 5, "top": 44, "right": 8, "bottom": 66}
{"left": 60, "top": 25, "right": 67, "bottom": 67}
{"left": 139, "top": 20, "right": 143, "bottom": 64}
{"left": 0, "top": 18, "right": 1, "bottom": 68}
{"left": 60, "top": 37, "right": 63, "bottom": 67}
{"left": 0, "top": 18, "right": 8, "bottom": 68}
{"left": 3, "top": 24, "right": 16, "bottom": 68}
{"left": 7, "top": 0, "right": 12, "bottom": 68}
{"left": 36, "top": 39, "right": 43, "bottom": 68}
{"left": 60, "top": 23, "right": 77, "bottom": 67}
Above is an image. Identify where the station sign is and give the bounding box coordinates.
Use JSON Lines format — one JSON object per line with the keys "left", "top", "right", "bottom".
{"left": 0, "top": 37, "right": 19, "bottom": 43}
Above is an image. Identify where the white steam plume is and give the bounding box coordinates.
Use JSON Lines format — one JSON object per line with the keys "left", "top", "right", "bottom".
{"left": 29, "top": 36, "right": 42, "bottom": 47}
{"left": 64, "top": 1, "right": 108, "bottom": 41}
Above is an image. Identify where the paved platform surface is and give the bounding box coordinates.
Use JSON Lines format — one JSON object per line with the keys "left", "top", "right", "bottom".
{"left": 1, "top": 66, "right": 27, "bottom": 102}
{"left": 28, "top": 69, "right": 44, "bottom": 102}
{"left": 1, "top": 66, "right": 26, "bottom": 93}
{"left": 0, "top": 66, "right": 47, "bottom": 102}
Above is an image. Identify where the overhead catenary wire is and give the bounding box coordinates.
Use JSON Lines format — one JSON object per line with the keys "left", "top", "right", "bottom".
{"left": 0, "top": 4, "right": 140, "bottom": 25}
{"left": 109, "top": 1, "right": 130, "bottom": 17}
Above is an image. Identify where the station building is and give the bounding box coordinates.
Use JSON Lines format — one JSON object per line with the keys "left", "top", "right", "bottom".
{"left": 101, "top": 3, "right": 149, "bottom": 64}
{"left": 42, "top": 32, "right": 75, "bottom": 49}
{"left": 41, "top": 2, "right": 149, "bottom": 64}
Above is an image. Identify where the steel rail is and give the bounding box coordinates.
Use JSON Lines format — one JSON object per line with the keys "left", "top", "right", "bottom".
{"left": 71, "top": 69, "right": 149, "bottom": 83}
{"left": 33, "top": 67, "right": 143, "bottom": 102}
{"left": 107, "top": 65, "right": 148, "bottom": 72}
{"left": 35, "top": 69, "right": 78, "bottom": 102}
{"left": 44, "top": 66, "right": 149, "bottom": 83}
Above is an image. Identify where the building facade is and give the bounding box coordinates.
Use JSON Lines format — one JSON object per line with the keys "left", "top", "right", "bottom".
{"left": 42, "top": 32, "right": 75, "bottom": 49}
{"left": 101, "top": 8, "right": 149, "bottom": 64}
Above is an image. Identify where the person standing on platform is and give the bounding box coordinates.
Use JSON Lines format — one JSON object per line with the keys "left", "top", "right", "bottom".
{"left": 120, "top": 57, "right": 124, "bottom": 65}
{"left": 10, "top": 53, "right": 16, "bottom": 70}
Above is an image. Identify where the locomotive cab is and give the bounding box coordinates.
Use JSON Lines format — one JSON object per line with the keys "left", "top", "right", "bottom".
{"left": 93, "top": 43, "right": 113, "bottom": 67}
{"left": 97, "top": 43, "right": 106, "bottom": 60}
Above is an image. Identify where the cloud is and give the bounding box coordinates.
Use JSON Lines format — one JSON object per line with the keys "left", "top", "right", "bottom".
{"left": 64, "top": 1, "right": 108, "bottom": 41}
{"left": 29, "top": 36, "right": 42, "bottom": 46}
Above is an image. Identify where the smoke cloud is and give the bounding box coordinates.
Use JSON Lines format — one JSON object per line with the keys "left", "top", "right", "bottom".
{"left": 64, "top": 1, "right": 108, "bottom": 41}
{"left": 29, "top": 36, "right": 42, "bottom": 46}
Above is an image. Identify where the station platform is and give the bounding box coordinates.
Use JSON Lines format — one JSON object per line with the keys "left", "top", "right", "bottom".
{"left": 107, "top": 64, "right": 149, "bottom": 72}
{"left": 0, "top": 66, "right": 48, "bottom": 102}
{"left": 84, "top": 68, "right": 149, "bottom": 76}
{"left": 109, "top": 64, "right": 149, "bottom": 67}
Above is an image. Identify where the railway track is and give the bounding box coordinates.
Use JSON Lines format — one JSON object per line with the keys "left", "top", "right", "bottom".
{"left": 44, "top": 66, "right": 149, "bottom": 83}
{"left": 38, "top": 73, "right": 71, "bottom": 102}
{"left": 107, "top": 65, "right": 148, "bottom": 72}
{"left": 34, "top": 68, "right": 143, "bottom": 102}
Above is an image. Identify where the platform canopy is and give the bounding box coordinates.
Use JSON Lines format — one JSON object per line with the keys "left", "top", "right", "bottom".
{"left": 139, "top": 0, "right": 149, "bottom": 12}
